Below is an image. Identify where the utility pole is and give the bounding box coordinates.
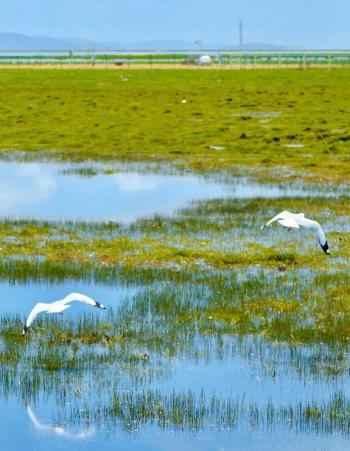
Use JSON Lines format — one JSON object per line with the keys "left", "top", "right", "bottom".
{"left": 239, "top": 20, "right": 243, "bottom": 48}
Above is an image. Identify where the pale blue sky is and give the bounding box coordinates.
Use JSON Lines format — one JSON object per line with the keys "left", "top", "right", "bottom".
{"left": 1, "top": 0, "right": 349, "bottom": 48}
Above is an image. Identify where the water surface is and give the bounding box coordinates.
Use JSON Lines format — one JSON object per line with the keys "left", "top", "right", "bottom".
{"left": 0, "top": 161, "right": 348, "bottom": 451}
{"left": 0, "top": 162, "right": 346, "bottom": 222}
{"left": 1, "top": 281, "right": 350, "bottom": 450}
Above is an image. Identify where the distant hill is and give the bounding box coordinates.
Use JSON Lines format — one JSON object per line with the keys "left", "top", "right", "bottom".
{"left": 230, "top": 43, "right": 288, "bottom": 51}
{"left": 0, "top": 33, "right": 287, "bottom": 51}
{"left": 0, "top": 33, "right": 101, "bottom": 51}
{"left": 101, "top": 41, "right": 288, "bottom": 51}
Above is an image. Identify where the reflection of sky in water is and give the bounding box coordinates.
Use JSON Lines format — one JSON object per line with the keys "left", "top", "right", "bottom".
{"left": 0, "top": 162, "right": 230, "bottom": 221}
{"left": 0, "top": 164, "right": 56, "bottom": 209}
{"left": 0, "top": 162, "right": 345, "bottom": 222}
{"left": 0, "top": 281, "right": 137, "bottom": 316}
{"left": 0, "top": 161, "right": 348, "bottom": 450}
{"left": 0, "top": 281, "right": 349, "bottom": 450}
{"left": 160, "top": 346, "right": 350, "bottom": 406}
{"left": 0, "top": 402, "right": 348, "bottom": 451}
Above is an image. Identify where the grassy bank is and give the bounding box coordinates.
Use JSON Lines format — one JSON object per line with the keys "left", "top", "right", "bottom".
{"left": 0, "top": 193, "right": 348, "bottom": 274}
{"left": 0, "top": 69, "right": 349, "bottom": 183}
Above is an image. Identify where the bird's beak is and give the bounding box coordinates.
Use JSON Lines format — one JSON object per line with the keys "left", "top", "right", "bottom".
{"left": 95, "top": 302, "right": 106, "bottom": 310}
{"left": 22, "top": 325, "right": 28, "bottom": 336}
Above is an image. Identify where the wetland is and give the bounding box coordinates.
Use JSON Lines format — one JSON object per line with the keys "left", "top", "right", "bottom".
{"left": 0, "top": 69, "right": 349, "bottom": 450}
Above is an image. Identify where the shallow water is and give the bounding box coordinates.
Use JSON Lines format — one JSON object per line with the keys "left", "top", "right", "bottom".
{"left": 0, "top": 280, "right": 137, "bottom": 316}
{"left": 0, "top": 160, "right": 348, "bottom": 450}
{"left": 0, "top": 162, "right": 229, "bottom": 221}
{"left": 2, "top": 400, "right": 350, "bottom": 451}
{"left": 2, "top": 281, "right": 350, "bottom": 450}
{"left": 0, "top": 162, "right": 346, "bottom": 222}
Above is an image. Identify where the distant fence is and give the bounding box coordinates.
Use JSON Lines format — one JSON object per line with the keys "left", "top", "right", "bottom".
{"left": 1, "top": 50, "right": 350, "bottom": 69}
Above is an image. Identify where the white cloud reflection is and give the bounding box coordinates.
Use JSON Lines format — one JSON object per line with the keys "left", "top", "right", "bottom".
{"left": 112, "top": 172, "right": 160, "bottom": 193}
{"left": 0, "top": 163, "right": 56, "bottom": 213}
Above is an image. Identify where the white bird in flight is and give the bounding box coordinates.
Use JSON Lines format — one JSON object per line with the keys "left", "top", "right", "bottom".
{"left": 22, "top": 292, "right": 106, "bottom": 335}
{"left": 261, "top": 210, "right": 330, "bottom": 255}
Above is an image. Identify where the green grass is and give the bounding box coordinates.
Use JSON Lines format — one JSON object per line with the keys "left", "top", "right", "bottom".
{"left": 0, "top": 265, "right": 349, "bottom": 349}
{"left": 2, "top": 52, "right": 350, "bottom": 67}
{"left": 0, "top": 192, "right": 347, "bottom": 274}
{"left": 0, "top": 69, "right": 349, "bottom": 183}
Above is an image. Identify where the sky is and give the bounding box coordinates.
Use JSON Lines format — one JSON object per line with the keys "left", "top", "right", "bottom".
{"left": 0, "top": 0, "right": 349, "bottom": 49}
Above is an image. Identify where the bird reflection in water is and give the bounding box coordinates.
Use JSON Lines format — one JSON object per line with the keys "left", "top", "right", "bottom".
{"left": 27, "top": 405, "right": 95, "bottom": 440}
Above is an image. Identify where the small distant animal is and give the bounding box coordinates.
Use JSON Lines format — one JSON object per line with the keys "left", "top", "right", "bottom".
{"left": 22, "top": 292, "right": 106, "bottom": 335}
{"left": 261, "top": 210, "right": 330, "bottom": 255}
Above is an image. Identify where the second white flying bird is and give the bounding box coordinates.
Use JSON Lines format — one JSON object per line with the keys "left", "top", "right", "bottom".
{"left": 22, "top": 292, "right": 106, "bottom": 335}
{"left": 261, "top": 210, "right": 330, "bottom": 255}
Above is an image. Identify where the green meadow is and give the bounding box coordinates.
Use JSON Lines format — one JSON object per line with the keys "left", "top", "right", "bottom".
{"left": 0, "top": 69, "right": 349, "bottom": 183}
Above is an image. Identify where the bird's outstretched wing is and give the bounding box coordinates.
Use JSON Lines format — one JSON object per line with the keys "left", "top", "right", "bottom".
{"left": 278, "top": 217, "right": 300, "bottom": 228}
{"left": 48, "top": 304, "right": 71, "bottom": 314}
{"left": 261, "top": 211, "right": 295, "bottom": 229}
{"left": 25, "top": 303, "right": 49, "bottom": 330}
{"left": 60, "top": 292, "right": 105, "bottom": 309}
